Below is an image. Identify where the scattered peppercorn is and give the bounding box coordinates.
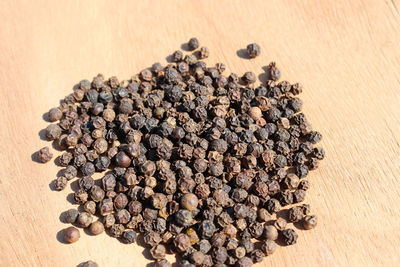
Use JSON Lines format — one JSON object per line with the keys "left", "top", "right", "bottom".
{"left": 63, "top": 226, "right": 80, "bottom": 243}
{"left": 188, "top": 38, "right": 200, "bottom": 50}
{"left": 246, "top": 43, "right": 261, "bottom": 58}
{"left": 38, "top": 146, "right": 53, "bottom": 163}
{"left": 89, "top": 221, "right": 104, "bottom": 235}
{"left": 303, "top": 215, "right": 318, "bottom": 230}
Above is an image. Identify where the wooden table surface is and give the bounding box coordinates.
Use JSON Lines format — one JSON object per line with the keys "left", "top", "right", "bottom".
{"left": 0, "top": 0, "right": 399, "bottom": 266}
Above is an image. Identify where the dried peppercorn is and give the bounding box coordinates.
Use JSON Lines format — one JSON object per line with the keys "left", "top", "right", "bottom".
{"left": 77, "top": 212, "right": 93, "bottom": 228}
{"left": 38, "top": 147, "right": 53, "bottom": 163}
{"left": 303, "top": 215, "right": 318, "bottom": 230}
{"left": 109, "top": 224, "right": 125, "bottom": 238}
{"left": 274, "top": 218, "right": 287, "bottom": 231}
{"left": 188, "top": 38, "right": 200, "bottom": 50}
{"left": 83, "top": 201, "right": 96, "bottom": 215}
{"left": 199, "top": 47, "right": 210, "bottom": 59}
{"left": 261, "top": 240, "right": 276, "bottom": 256}
{"left": 48, "top": 107, "right": 63, "bottom": 121}
{"left": 288, "top": 206, "right": 305, "bottom": 222}
{"left": 55, "top": 176, "right": 68, "bottom": 191}
{"left": 236, "top": 257, "right": 253, "bottom": 267}
{"left": 63, "top": 226, "right": 80, "bottom": 243}
{"left": 246, "top": 43, "right": 261, "bottom": 58}
{"left": 174, "top": 233, "right": 191, "bottom": 252}
{"left": 151, "top": 244, "right": 166, "bottom": 259}
{"left": 250, "top": 249, "right": 264, "bottom": 263}
{"left": 181, "top": 193, "right": 199, "bottom": 211}
{"left": 62, "top": 209, "right": 79, "bottom": 224}
{"left": 211, "top": 247, "right": 228, "bottom": 264}
{"left": 281, "top": 228, "right": 298, "bottom": 245}
{"left": 89, "top": 221, "right": 105, "bottom": 235}
{"left": 263, "top": 225, "right": 278, "bottom": 241}
{"left": 188, "top": 250, "right": 205, "bottom": 265}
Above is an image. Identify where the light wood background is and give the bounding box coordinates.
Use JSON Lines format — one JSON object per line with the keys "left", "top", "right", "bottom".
{"left": 0, "top": 0, "right": 399, "bottom": 266}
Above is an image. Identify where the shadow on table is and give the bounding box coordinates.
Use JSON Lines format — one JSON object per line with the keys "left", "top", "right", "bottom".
{"left": 258, "top": 66, "right": 270, "bottom": 84}
{"left": 236, "top": 48, "right": 251, "bottom": 59}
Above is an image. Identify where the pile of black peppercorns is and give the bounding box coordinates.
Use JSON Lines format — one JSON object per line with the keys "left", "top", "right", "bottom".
{"left": 37, "top": 38, "right": 324, "bottom": 267}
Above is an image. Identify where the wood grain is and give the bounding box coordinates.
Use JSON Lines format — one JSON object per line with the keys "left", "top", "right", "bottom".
{"left": 0, "top": 0, "right": 399, "bottom": 266}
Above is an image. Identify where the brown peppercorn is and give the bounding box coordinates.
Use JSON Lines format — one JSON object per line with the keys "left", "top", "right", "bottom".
{"left": 89, "top": 221, "right": 105, "bottom": 235}
{"left": 281, "top": 228, "right": 298, "bottom": 245}
{"left": 284, "top": 173, "right": 300, "bottom": 190}
{"left": 45, "top": 124, "right": 62, "bottom": 140}
{"left": 48, "top": 107, "right": 63, "bottom": 121}
{"left": 93, "top": 138, "right": 108, "bottom": 154}
{"left": 188, "top": 38, "right": 199, "bottom": 50}
{"left": 250, "top": 249, "right": 264, "bottom": 263}
{"left": 263, "top": 225, "right": 278, "bottom": 241}
{"left": 223, "top": 224, "right": 237, "bottom": 238}
{"left": 65, "top": 134, "right": 78, "bottom": 148}
{"left": 212, "top": 247, "right": 228, "bottom": 264}
{"left": 38, "top": 147, "right": 53, "bottom": 163}
{"left": 303, "top": 215, "right": 318, "bottom": 230}
{"left": 54, "top": 176, "right": 68, "bottom": 191}
{"left": 114, "top": 193, "right": 129, "bottom": 209}
{"left": 174, "top": 233, "right": 191, "bottom": 252}
{"left": 77, "top": 212, "right": 93, "bottom": 228}
{"left": 144, "top": 232, "right": 162, "bottom": 247}
{"left": 261, "top": 240, "right": 276, "bottom": 256}
{"left": 274, "top": 218, "right": 287, "bottom": 231}
{"left": 74, "top": 189, "right": 88, "bottom": 204}
{"left": 172, "top": 50, "right": 183, "bottom": 62}
{"left": 99, "top": 198, "right": 114, "bottom": 216}
{"left": 189, "top": 250, "right": 205, "bottom": 265}
{"left": 234, "top": 246, "right": 246, "bottom": 259}
{"left": 141, "top": 161, "right": 156, "bottom": 176}
{"left": 83, "top": 201, "right": 96, "bottom": 215}
{"left": 242, "top": 71, "right": 256, "bottom": 84}
{"left": 103, "top": 214, "right": 116, "bottom": 228}
{"left": 199, "top": 47, "right": 209, "bottom": 59}
{"left": 248, "top": 106, "right": 262, "bottom": 120}
{"left": 115, "top": 151, "right": 131, "bottom": 168}
{"left": 102, "top": 108, "right": 116, "bottom": 122}
{"left": 246, "top": 43, "right": 261, "bottom": 58}
{"left": 180, "top": 193, "right": 199, "bottom": 211}
{"left": 115, "top": 209, "right": 131, "bottom": 224}
{"left": 268, "top": 62, "right": 281, "bottom": 81}
{"left": 63, "top": 226, "right": 80, "bottom": 243}
{"left": 109, "top": 224, "right": 125, "bottom": 238}
{"left": 150, "top": 244, "right": 166, "bottom": 260}
{"left": 288, "top": 206, "right": 305, "bottom": 222}
{"left": 90, "top": 185, "right": 105, "bottom": 202}
{"left": 151, "top": 193, "right": 168, "bottom": 209}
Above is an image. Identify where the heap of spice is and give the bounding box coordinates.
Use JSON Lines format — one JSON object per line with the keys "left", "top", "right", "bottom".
{"left": 39, "top": 38, "right": 324, "bottom": 266}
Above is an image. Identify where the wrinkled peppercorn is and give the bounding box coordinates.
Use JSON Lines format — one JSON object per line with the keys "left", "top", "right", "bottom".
{"left": 246, "top": 43, "right": 260, "bottom": 58}
{"left": 281, "top": 228, "right": 298, "bottom": 245}
{"left": 188, "top": 38, "right": 200, "bottom": 50}
{"left": 38, "top": 147, "right": 53, "bottom": 163}
{"left": 303, "top": 215, "right": 318, "bottom": 230}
